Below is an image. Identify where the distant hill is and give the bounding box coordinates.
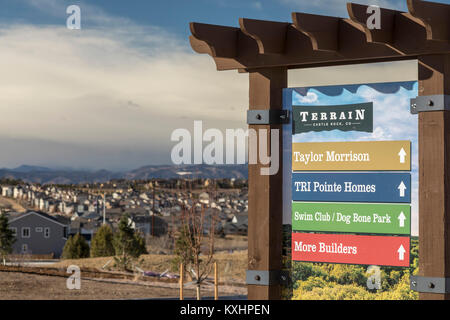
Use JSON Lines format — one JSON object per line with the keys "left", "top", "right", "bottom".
{"left": 124, "top": 164, "right": 247, "bottom": 180}
{"left": 10, "top": 165, "right": 53, "bottom": 173}
{"left": 0, "top": 164, "right": 248, "bottom": 185}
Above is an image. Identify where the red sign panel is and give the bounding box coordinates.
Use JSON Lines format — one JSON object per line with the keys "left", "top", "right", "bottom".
{"left": 292, "top": 233, "right": 410, "bottom": 267}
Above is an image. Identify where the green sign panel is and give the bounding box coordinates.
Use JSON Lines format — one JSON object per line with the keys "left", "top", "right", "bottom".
{"left": 292, "top": 102, "right": 373, "bottom": 134}
{"left": 292, "top": 202, "right": 411, "bottom": 235}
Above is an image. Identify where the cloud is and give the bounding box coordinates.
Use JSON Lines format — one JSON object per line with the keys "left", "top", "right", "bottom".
{"left": 0, "top": 0, "right": 424, "bottom": 172}
{"left": 358, "top": 127, "right": 393, "bottom": 140}
{"left": 0, "top": 22, "right": 248, "bottom": 170}
{"left": 295, "top": 92, "right": 318, "bottom": 104}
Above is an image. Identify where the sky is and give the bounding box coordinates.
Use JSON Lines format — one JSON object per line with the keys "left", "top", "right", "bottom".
{"left": 0, "top": 0, "right": 447, "bottom": 171}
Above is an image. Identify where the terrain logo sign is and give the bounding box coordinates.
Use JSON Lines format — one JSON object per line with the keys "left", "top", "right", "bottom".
{"left": 293, "top": 102, "right": 373, "bottom": 134}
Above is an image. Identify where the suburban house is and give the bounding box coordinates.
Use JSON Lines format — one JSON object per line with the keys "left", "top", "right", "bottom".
{"left": 128, "top": 214, "right": 168, "bottom": 237}
{"left": 222, "top": 212, "right": 248, "bottom": 235}
{"left": 7, "top": 211, "right": 70, "bottom": 258}
{"left": 1, "top": 186, "right": 13, "bottom": 197}
{"left": 69, "top": 217, "right": 104, "bottom": 244}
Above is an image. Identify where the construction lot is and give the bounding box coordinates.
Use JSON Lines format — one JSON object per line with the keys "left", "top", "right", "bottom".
{"left": 0, "top": 250, "right": 247, "bottom": 300}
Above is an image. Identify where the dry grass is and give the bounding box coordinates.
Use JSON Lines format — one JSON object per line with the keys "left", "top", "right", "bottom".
{"left": 145, "top": 234, "right": 174, "bottom": 254}
{"left": 3, "top": 247, "right": 248, "bottom": 300}
{"left": 214, "top": 235, "right": 247, "bottom": 251}
{"left": 49, "top": 250, "right": 247, "bottom": 283}
{"left": 0, "top": 196, "right": 26, "bottom": 212}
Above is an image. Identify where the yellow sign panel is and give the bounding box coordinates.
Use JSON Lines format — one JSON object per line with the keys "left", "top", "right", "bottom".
{"left": 292, "top": 141, "right": 411, "bottom": 171}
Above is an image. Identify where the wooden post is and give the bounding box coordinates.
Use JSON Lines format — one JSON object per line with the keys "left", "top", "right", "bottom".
{"left": 418, "top": 54, "right": 450, "bottom": 300}
{"left": 179, "top": 263, "right": 184, "bottom": 300}
{"left": 248, "top": 67, "right": 287, "bottom": 300}
{"left": 214, "top": 261, "right": 218, "bottom": 300}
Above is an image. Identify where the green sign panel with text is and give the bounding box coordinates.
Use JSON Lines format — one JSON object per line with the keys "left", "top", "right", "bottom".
{"left": 292, "top": 102, "right": 373, "bottom": 134}
{"left": 292, "top": 202, "right": 411, "bottom": 235}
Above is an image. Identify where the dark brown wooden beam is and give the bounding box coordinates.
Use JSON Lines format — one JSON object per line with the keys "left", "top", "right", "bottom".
{"left": 292, "top": 12, "right": 340, "bottom": 52}
{"left": 247, "top": 67, "right": 286, "bottom": 300}
{"left": 392, "top": 12, "right": 450, "bottom": 55}
{"left": 239, "top": 18, "right": 290, "bottom": 55}
{"left": 418, "top": 54, "right": 450, "bottom": 300}
{"left": 408, "top": 0, "right": 450, "bottom": 42}
{"left": 189, "top": 36, "right": 213, "bottom": 56}
{"left": 338, "top": 19, "right": 397, "bottom": 58}
{"left": 347, "top": 2, "right": 450, "bottom": 56}
{"left": 347, "top": 2, "right": 397, "bottom": 44}
{"left": 189, "top": 1, "right": 450, "bottom": 71}
{"left": 189, "top": 22, "right": 238, "bottom": 58}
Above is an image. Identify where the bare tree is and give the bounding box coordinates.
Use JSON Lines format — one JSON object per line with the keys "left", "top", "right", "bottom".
{"left": 181, "top": 202, "right": 216, "bottom": 300}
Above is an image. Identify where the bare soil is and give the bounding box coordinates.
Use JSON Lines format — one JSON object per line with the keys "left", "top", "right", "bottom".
{"left": 0, "top": 271, "right": 204, "bottom": 300}
{"left": 0, "top": 250, "right": 248, "bottom": 300}
{"left": 49, "top": 250, "right": 247, "bottom": 284}
{"left": 0, "top": 196, "right": 26, "bottom": 212}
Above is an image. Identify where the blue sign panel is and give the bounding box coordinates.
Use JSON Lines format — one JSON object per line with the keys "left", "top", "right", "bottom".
{"left": 292, "top": 172, "right": 411, "bottom": 203}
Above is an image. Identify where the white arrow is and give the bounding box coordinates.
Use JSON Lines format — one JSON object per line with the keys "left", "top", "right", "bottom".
{"left": 398, "top": 148, "right": 407, "bottom": 164}
{"left": 398, "top": 245, "right": 406, "bottom": 261}
{"left": 398, "top": 181, "right": 407, "bottom": 197}
{"left": 398, "top": 212, "right": 406, "bottom": 228}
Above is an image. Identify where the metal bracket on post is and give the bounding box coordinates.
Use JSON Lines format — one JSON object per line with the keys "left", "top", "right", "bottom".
{"left": 246, "top": 270, "right": 290, "bottom": 286}
{"left": 410, "top": 95, "right": 450, "bottom": 114}
{"left": 247, "top": 110, "right": 290, "bottom": 125}
{"left": 410, "top": 275, "right": 450, "bottom": 294}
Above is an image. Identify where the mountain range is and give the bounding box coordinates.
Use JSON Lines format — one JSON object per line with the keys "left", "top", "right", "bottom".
{"left": 0, "top": 164, "right": 248, "bottom": 185}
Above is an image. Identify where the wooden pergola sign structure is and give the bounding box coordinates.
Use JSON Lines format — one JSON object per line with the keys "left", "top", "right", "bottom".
{"left": 189, "top": 0, "right": 450, "bottom": 300}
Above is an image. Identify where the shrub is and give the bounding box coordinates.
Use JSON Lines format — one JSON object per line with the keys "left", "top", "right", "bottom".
{"left": 62, "top": 233, "right": 90, "bottom": 259}
{"left": 90, "top": 224, "right": 115, "bottom": 257}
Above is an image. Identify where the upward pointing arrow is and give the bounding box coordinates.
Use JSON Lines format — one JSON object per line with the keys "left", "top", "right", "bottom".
{"left": 398, "top": 181, "right": 407, "bottom": 197}
{"left": 398, "top": 148, "right": 407, "bottom": 164}
{"left": 398, "top": 245, "right": 406, "bottom": 261}
{"left": 398, "top": 212, "right": 406, "bottom": 228}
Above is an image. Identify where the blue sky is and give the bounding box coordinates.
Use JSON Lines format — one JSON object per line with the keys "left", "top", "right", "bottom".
{"left": 3, "top": 0, "right": 448, "bottom": 40}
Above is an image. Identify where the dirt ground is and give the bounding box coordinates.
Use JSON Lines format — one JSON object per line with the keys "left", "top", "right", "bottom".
{"left": 1, "top": 250, "right": 248, "bottom": 300}
{"left": 0, "top": 271, "right": 207, "bottom": 300}
{"left": 0, "top": 196, "right": 26, "bottom": 212}
{"left": 50, "top": 250, "right": 248, "bottom": 284}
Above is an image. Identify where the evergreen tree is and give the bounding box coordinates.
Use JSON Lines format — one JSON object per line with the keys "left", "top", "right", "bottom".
{"left": 113, "top": 214, "right": 147, "bottom": 271}
{"left": 62, "top": 233, "right": 90, "bottom": 259}
{"left": 0, "top": 214, "right": 15, "bottom": 265}
{"left": 62, "top": 235, "right": 74, "bottom": 259}
{"left": 90, "top": 224, "right": 115, "bottom": 257}
{"left": 131, "top": 232, "right": 147, "bottom": 257}
{"left": 73, "top": 233, "right": 90, "bottom": 258}
{"left": 114, "top": 213, "right": 147, "bottom": 258}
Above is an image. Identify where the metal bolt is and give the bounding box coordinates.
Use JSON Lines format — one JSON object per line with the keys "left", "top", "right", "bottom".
{"left": 428, "top": 100, "right": 434, "bottom": 107}
{"left": 412, "top": 103, "right": 417, "bottom": 109}
{"left": 429, "top": 282, "right": 435, "bottom": 289}
{"left": 254, "top": 275, "right": 261, "bottom": 281}
{"left": 411, "top": 281, "right": 417, "bottom": 287}
{"left": 256, "top": 114, "right": 262, "bottom": 120}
